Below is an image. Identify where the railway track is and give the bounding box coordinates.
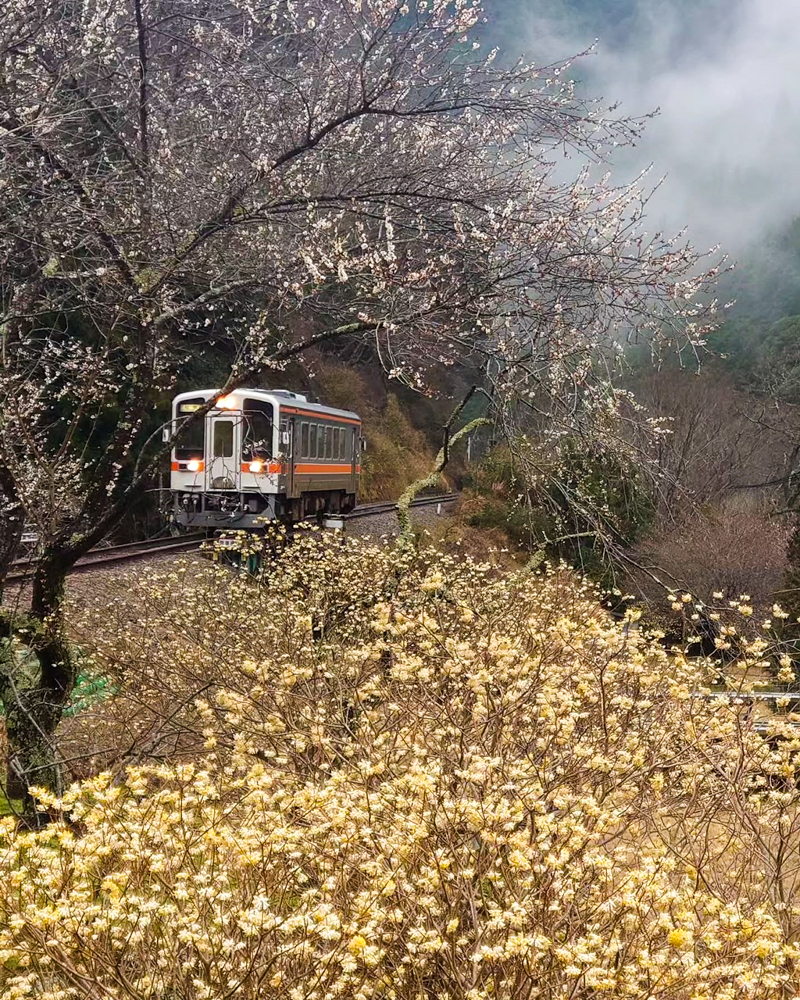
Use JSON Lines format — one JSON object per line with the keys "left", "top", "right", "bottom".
{"left": 6, "top": 533, "right": 208, "bottom": 584}
{"left": 6, "top": 493, "right": 460, "bottom": 582}
{"left": 340, "top": 492, "right": 460, "bottom": 520}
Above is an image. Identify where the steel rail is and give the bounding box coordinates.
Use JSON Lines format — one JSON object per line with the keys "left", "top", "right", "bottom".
{"left": 6, "top": 533, "right": 208, "bottom": 584}
{"left": 342, "top": 493, "right": 460, "bottom": 520}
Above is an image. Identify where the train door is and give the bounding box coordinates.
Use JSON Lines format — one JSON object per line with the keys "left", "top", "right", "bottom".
{"left": 280, "top": 414, "right": 298, "bottom": 498}
{"left": 350, "top": 427, "right": 359, "bottom": 494}
{"left": 206, "top": 414, "right": 240, "bottom": 490}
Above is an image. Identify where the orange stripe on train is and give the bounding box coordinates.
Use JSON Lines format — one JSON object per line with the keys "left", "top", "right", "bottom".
{"left": 293, "top": 463, "right": 357, "bottom": 475}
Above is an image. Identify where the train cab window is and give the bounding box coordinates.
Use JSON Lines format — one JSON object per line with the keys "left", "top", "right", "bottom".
{"left": 213, "top": 420, "right": 234, "bottom": 458}
{"left": 175, "top": 398, "right": 206, "bottom": 460}
{"left": 242, "top": 398, "right": 274, "bottom": 461}
{"left": 309, "top": 424, "right": 317, "bottom": 459}
{"left": 301, "top": 422, "right": 309, "bottom": 458}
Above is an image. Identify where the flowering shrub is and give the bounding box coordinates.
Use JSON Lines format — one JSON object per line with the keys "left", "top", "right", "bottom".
{"left": 3, "top": 534, "right": 800, "bottom": 998}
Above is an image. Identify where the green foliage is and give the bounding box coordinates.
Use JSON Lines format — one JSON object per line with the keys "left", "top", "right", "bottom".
{"left": 0, "top": 788, "right": 21, "bottom": 818}
{"left": 554, "top": 440, "right": 655, "bottom": 579}
{"left": 1, "top": 609, "right": 45, "bottom": 648}
{"left": 712, "top": 214, "right": 800, "bottom": 384}
{"left": 462, "top": 447, "right": 547, "bottom": 546}
{"left": 62, "top": 669, "right": 114, "bottom": 719}
{"left": 464, "top": 440, "right": 655, "bottom": 588}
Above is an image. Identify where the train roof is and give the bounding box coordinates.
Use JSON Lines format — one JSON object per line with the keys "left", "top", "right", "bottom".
{"left": 172, "top": 388, "right": 360, "bottom": 422}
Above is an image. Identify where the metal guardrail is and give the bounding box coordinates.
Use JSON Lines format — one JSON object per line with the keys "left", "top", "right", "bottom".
{"left": 693, "top": 692, "right": 800, "bottom": 702}
{"left": 689, "top": 692, "right": 800, "bottom": 739}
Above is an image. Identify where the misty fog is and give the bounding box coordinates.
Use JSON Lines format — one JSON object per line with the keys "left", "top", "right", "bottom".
{"left": 486, "top": 0, "right": 800, "bottom": 257}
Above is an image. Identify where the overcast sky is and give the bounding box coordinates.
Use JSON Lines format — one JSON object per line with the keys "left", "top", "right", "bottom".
{"left": 486, "top": 0, "right": 800, "bottom": 257}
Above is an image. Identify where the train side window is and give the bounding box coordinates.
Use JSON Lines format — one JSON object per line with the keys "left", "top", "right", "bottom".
{"left": 325, "top": 427, "right": 332, "bottom": 459}
{"left": 332, "top": 427, "right": 338, "bottom": 460}
{"left": 338, "top": 428, "right": 346, "bottom": 460}
{"left": 242, "top": 399, "right": 274, "bottom": 460}
{"left": 309, "top": 424, "right": 317, "bottom": 458}
{"left": 213, "top": 420, "right": 234, "bottom": 458}
{"left": 301, "top": 422, "right": 309, "bottom": 458}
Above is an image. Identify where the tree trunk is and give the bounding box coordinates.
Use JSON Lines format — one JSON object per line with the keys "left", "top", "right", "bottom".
{"left": 0, "top": 508, "right": 23, "bottom": 602}
{"left": 2, "top": 686, "right": 65, "bottom": 804}
{"left": 0, "top": 554, "right": 76, "bottom": 822}
{"left": 0, "top": 470, "right": 24, "bottom": 602}
{"left": 30, "top": 553, "right": 76, "bottom": 703}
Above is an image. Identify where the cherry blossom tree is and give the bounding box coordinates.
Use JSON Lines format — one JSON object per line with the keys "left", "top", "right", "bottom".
{"left": 0, "top": 0, "right": 717, "bottom": 808}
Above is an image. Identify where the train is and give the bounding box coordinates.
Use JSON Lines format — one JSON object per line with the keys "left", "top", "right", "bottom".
{"left": 169, "top": 388, "right": 362, "bottom": 530}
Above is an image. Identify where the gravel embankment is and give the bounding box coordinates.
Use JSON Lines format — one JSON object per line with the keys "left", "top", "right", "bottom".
{"left": 344, "top": 498, "right": 460, "bottom": 540}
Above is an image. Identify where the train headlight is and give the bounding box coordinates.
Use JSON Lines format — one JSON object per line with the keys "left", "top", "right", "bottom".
{"left": 217, "top": 395, "right": 237, "bottom": 409}
{"left": 249, "top": 460, "right": 264, "bottom": 473}
{"left": 187, "top": 459, "right": 201, "bottom": 472}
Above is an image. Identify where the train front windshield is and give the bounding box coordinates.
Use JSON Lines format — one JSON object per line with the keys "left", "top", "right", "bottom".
{"left": 174, "top": 399, "right": 206, "bottom": 460}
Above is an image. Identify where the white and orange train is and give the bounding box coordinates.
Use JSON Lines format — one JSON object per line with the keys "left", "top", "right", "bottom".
{"left": 169, "top": 388, "right": 362, "bottom": 530}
